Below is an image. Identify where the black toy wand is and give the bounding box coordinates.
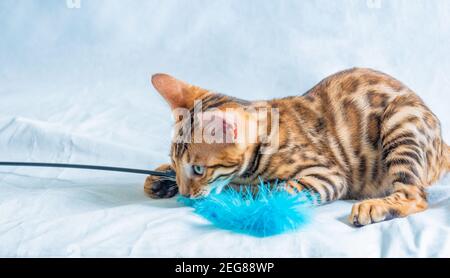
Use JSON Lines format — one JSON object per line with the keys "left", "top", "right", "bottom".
{"left": 0, "top": 162, "right": 176, "bottom": 180}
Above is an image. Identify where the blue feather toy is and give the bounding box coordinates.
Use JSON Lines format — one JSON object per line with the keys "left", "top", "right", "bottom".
{"left": 178, "top": 179, "right": 315, "bottom": 237}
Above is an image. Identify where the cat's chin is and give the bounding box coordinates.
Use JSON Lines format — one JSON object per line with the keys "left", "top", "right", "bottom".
{"left": 188, "top": 193, "right": 209, "bottom": 200}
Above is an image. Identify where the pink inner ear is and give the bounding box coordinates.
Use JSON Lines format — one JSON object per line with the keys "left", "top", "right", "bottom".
{"left": 202, "top": 112, "right": 238, "bottom": 142}
{"left": 223, "top": 119, "right": 238, "bottom": 140}
{"left": 151, "top": 74, "right": 186, "bottom": 109}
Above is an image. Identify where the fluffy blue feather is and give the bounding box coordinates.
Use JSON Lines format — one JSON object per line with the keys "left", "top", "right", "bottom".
{"left": 178, "top": 180, "right": 315, "bottom": 237}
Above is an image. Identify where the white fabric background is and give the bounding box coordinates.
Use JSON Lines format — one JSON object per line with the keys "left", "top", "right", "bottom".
{"left": 0, "top": 0, "right": 449, "bottom": 257}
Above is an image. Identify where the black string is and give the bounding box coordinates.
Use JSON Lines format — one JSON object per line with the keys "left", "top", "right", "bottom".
{"left": 0, "top": 162, "right": 176, "bottom": 180}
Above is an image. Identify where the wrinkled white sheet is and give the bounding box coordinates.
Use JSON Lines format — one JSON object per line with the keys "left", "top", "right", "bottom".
{"left": 0, "top": 91, "right": 449, "bottom": 258}
{"left": 1, "top": 0, "right": 450, "bottom": 258}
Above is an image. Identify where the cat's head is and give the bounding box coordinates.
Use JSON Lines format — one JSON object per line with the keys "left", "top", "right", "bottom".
{"left": 151, "top": 74, "right": 257, "bottom": 198}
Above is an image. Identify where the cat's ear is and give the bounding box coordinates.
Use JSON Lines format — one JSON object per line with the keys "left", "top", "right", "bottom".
{"left": 198, "top": 109, "right": 249, "bottom": 144}
{"left": 151, "top": 73, "right": 208, "bottom": 110}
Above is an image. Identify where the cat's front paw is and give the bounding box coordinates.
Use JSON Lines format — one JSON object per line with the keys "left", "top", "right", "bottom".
{"left": 144, "top": 173, "right": 178, "bottom": 199}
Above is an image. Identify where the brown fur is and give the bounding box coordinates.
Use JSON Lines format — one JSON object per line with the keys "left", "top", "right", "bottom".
{"left": 446, "top": 144, "right": 450, "bottom": 171}
{"left": 145, "top": 68, "right": 449, "bottom": 226}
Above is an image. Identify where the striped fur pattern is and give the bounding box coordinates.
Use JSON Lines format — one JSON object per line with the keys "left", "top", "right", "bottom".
{"left": 144, "top": 68, "right": 450, "bottom": 226}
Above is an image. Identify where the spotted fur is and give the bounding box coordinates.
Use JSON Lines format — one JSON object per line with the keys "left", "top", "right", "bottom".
{"left": 144, "top": 68, "right": 449, "bottom": 226}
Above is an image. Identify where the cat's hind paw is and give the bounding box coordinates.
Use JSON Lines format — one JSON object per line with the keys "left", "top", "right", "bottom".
{"left": 349, "top": 199, "right": 396, "bottom": 227}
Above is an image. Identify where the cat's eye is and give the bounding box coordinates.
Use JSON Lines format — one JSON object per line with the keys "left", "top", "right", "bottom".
{"left": 192, "top": 165, "right": 205, "bottom": 176}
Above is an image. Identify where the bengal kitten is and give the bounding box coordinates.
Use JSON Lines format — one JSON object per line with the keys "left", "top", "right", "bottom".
{"left": 144, "top": 68, "right": 449, "bottom": 226}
